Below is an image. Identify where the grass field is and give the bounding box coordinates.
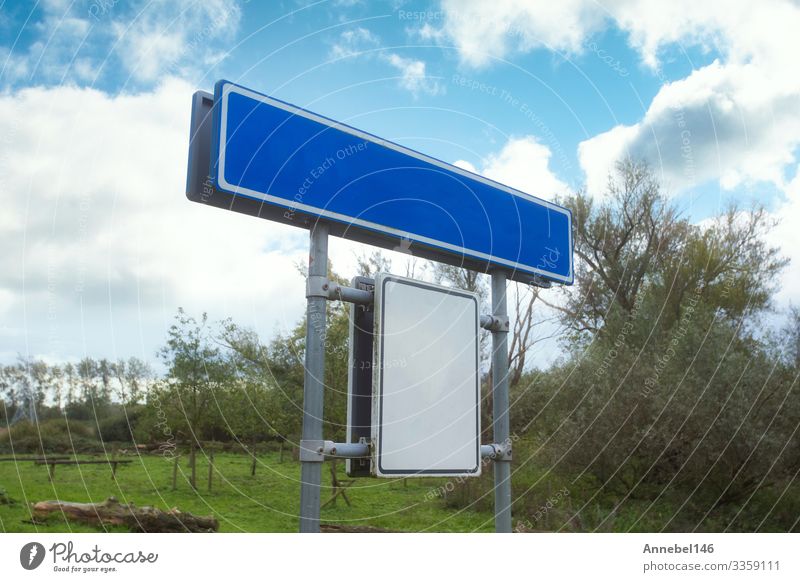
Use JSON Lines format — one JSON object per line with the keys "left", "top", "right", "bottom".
{"left": 0, "top": 450, "right": 501, "bottom": 533}
{"left": 3, "top": 443, "right": 796, "bottom": 533}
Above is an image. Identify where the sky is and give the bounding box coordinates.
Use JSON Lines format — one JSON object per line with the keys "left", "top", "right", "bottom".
{"left": 1, "top": 0, "right": 799, "bottom": 367}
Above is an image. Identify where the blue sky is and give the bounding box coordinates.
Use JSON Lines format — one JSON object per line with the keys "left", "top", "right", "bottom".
{"left": 1, "top": 0, "right": 799, "bottom": 366}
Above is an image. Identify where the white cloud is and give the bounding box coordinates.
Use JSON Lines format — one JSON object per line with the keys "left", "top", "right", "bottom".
{"left": 0, "top": 79, "right": 308, "bottom": 362}
{"left": 415, "top": 22, "right": 446, "bottom": 43}
{"left": 329, "top": 26, "right": 380, "bottom": 59}
{"left": 435, "top": 0, "right": 606, "bottom": 67}
{"left": 0, "top": 0, "right": 95, "bottom": 84}
{"left": 577, "top": 0, "right": 800, "bottom": 196}
{"left": 579, "top": 60, "right": 800, "bottom": 195}
{"left": 0, "top": 0, "right": 242, "bottom": 87}
{"left": 436, "top": 1, "right": 800, "bottom": 199}
{"left": 435, "top": 0, "right": 800, "bottom": 71}
{"left": 385, "top": 53, "right": 444, "bottom": 98}
{"left": 329, "top": 27, "right": 443, "bottom": 98}
{"left": 113, "top": 0, "right": 241, "bottom": 83}
{"left": 769, "top": 167, "right": 800, "bottom": 305}
{"left": 577, "top": 124, "right": 640, "bottom": 196}
{"left": 455, "top": 136, "right": 568, "bottom": 200}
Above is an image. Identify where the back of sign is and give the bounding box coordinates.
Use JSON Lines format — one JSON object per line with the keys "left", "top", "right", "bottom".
{"left": 371, "top": 274, "right": 480, "bottom": 477}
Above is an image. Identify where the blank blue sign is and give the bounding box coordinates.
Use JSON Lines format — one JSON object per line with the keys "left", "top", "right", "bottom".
{"left": 206, "top": 80, "right": 573, "bottom": 284}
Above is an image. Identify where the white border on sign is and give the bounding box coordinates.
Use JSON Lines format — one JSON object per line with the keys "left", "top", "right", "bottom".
{"left": 214, "top": 81, "right": 574, "bottom": 284}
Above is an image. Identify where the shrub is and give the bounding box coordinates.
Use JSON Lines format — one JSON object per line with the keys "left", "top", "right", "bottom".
{"left": 0, "top": 419, "right": 97, "bottom": 454}
{"left": 97, "top": 407, "right": 142, "bottom": 443}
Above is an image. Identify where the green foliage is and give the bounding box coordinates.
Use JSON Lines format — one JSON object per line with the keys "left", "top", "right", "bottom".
{"left": 511, "top": 160, "right": 798, "bottom": 530}
{"left": 221, "top": 318, "right": 304, "bottom": 442}
{"left": 97, "top": 406, "right": 143, "bottom": 443}
{"left": 155, "top": 309, "right": 230, "bottom": 443}
{"left": 0, "top": 418, "right": 96, "bottom": 454}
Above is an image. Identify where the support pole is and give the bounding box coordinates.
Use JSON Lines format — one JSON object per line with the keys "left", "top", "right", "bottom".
{"left": 491, "top": 269, "right": 512, "bottom": 533}
{"left": 299, "top": 222, "right": 329, "bottom": 533}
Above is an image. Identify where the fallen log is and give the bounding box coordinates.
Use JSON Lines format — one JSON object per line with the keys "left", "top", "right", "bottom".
{"left": 31, "top": 497, "right": 218, "bottom": 532}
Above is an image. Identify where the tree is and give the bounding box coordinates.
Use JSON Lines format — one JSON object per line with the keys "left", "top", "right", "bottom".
{"left": 74, "top": 358, "right": 112, "bottom": 419}
{"left": 554, "top": 159, "right": 685, "bottom": 336}
{"left": 219, "top": 322, "right": 293, "bottom": 457}
{"left": 157, "top": 309, "right": 229, "bottom": 489}
{"left": 552, "top": 159, "right": 785, "bottom": 338}
{"left": 781, "top": 306, "right": 800, "bottom": 368}
{"left": 515, "top": 160, "right": 798, "bottom": 530}
{"left": 355, "top": 250, "right": 391, "bottom": 278}
{"left": 112, "top": 357, "right": 153, "bottom": 406}
{"left": 506, "top": 283, "right": 565, "bottom": 389}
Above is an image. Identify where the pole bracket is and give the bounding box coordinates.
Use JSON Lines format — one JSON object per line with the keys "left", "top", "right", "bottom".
{"left": 480, "top": 314, "right": 510, "bottom": 333}
{"left": 306, "top": 276, "right": 374, "bottom": 304}
{"left": 323, "top": 440, "right": 371, "bottom": 458}
{"left": 299, "top": 439, "right": 325, "bottom": 462}
{"left": 530, "top": 275, "right": 552, "bottom": 289}
{"left": 481, "top": 442, "right": 513, "bottom": 461}
{"left": 305, "top": 276, "right": 329, "bottom": 299}
{"left": 300, "top": 439, "right": 372, "bottom": 461}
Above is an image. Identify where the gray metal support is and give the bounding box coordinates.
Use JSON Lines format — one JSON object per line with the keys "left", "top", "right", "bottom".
{"left": 307, "top": 276, "right": 374, "bottom": 305}
{"left": 491, "top": 269, "right": 512, "bottom": 533}
{"left": 481, "top": 443, "right": 512, "bottom": 460}
{"left": 322, "top": 441, "right": 370, "bottom": 458}
{"left": 299, "top": 222, "right": 329, "bottom": 533}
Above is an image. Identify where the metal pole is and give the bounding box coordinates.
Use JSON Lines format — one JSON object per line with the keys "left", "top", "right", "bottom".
{"left": 491, "top": 269, "right": 512, "bottom": 533}
{"left": 299, "top": 222, "right": 329, "bottom": 532}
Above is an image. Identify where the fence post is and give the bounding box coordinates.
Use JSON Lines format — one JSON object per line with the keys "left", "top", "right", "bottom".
{"left": 208, "top": 451, "right": 214, "bottom": 492}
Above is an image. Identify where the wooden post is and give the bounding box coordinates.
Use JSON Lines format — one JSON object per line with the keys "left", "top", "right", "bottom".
{"left": 207, "top": 451, "right": 214, "bottom": 493}
{"left": 171, "top": 455, "right": 179, "bottom": 491}
{"left": 48, "top": 462, "right": 55, "bottom": 482}
{"left": 190, "top": 441, "right": 197, "bottom": 490}
{"left": 111, "top": 461, "right": 118, "bottom": 481}
{"left": 250, "top": 437, "right": 257, "bottom": 476}
{"left": 326, "top": 460, "right": 337, "bottom": 508}
{"left": 321, "top": 459, "right": 353, "bottom": 510}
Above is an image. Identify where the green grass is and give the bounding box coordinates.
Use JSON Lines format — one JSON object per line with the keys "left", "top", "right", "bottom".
{"left": 3, "top": 446, "right": 796, "bottom": 533}
{"left": 0, "top": 452, "right": 497, "bottom": 533}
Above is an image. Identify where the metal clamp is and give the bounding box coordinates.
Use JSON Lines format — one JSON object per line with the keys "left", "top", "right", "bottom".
{"left": 480, "top": 442, "right": 513, "bottom": 461}
{"left": 306, "top": 276, "right": 329, "bottom": 299}
{"left": 299, "top": 439, "right": 325, "bottom": 462}
{"left": 480, "top": 314, "right": 510, "bottom": 333}
{"left": 530, "top": 275, "right": 552, "bottom": 289}
{"left": 323, "top": 440, "right": 371, "bottom": 458}
{"left": 326, "top": 282, "right": 373, "bottom": 305}
{"left": 300, "top": 439, "right": 372, "bottom": 461}
{"left": 306, "top": 276, "right": 374, "bottom": 304}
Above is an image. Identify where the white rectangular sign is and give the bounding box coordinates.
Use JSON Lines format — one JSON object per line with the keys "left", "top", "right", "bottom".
{"left": 371, "top": 274, "right": 480, "bottom": 477}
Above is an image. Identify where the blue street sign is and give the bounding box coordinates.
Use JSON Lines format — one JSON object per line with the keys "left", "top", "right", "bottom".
{"left": 187, "top": 80, "right": 573, "bottom": 284}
